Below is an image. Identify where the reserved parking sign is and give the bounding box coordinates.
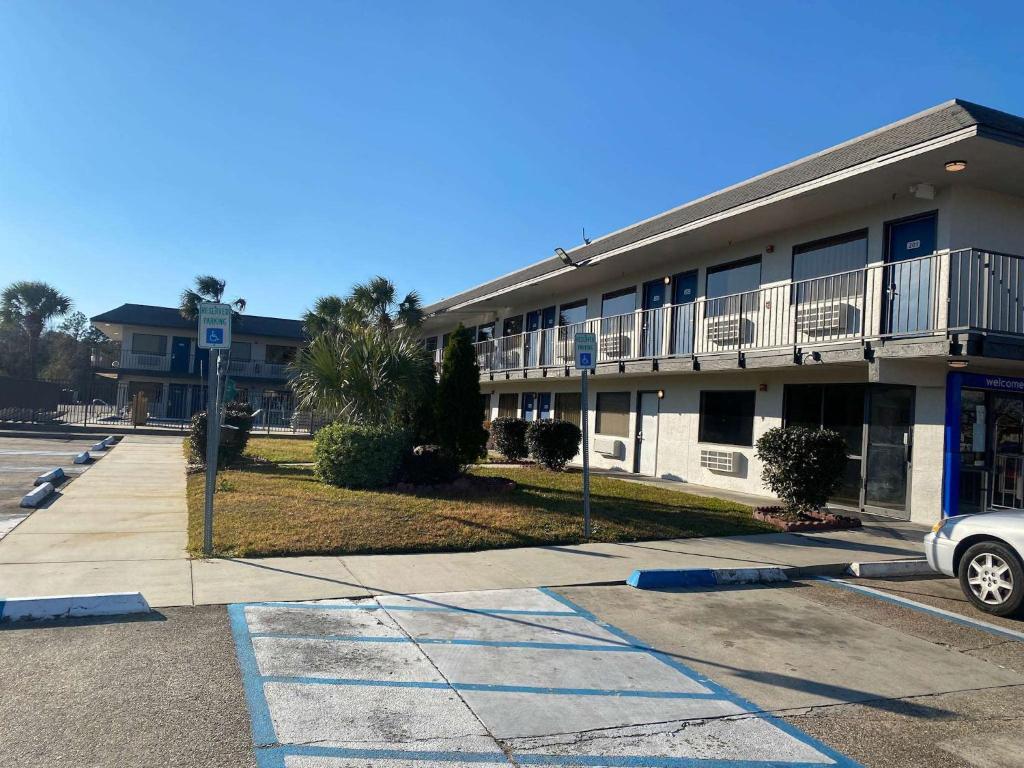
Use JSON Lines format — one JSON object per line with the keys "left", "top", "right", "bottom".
{"left": 574, "top": 332, "right": 597, "bottom": 370}
{"left": 198, "top": 303, "right": 232, "bottom": 349}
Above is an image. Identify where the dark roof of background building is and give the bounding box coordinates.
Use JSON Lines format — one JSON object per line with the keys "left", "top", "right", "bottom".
{"left": 423, "top": 99, "right": 1024, "bottom": 315}
{"left": 90, "top": 304, "right": 305, "bottom": 340}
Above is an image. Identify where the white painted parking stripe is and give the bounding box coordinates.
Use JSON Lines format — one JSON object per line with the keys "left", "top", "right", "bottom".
{"left": 815, "top": 576, "right": 1024, "bottom": 642}
{"left": 231, "top": 590, "right": 860, "bottom": 768}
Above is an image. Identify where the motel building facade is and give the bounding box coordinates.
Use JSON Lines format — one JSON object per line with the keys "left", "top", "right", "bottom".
{"left": 418, "top": 100, "right": 1024, "bottom": 525}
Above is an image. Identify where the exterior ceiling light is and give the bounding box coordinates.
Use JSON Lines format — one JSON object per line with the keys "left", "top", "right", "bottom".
{"left": 945, "top": 160, "right": 968, "bottom": 173}
{"left": 948, "top": 359, "right": 969, "bottom": 368}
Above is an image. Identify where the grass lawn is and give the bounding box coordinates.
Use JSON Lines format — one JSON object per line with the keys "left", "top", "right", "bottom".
{"left": 186, "top": 463, "right": 771, "bottom": 558}
{"left": 243, "top": 437, "right": 315, "bottom": 464}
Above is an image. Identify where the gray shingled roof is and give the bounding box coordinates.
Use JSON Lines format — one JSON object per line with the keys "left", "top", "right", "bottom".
{"left": 91, "top": 304, "right": 305, "bottom": 340}
{"left": 424, "top": 99, "right": 1024, "bottom": 315}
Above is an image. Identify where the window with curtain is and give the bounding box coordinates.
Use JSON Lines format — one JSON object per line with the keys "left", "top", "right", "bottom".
{"left": 558, "top": 300, "right": 587, "bottom": 327}
{"left": 555, "top": 392, "right": 582, "bottom": 428}
{"left": 231, "top": 341, "right": 251, "bottom": 361}
{"left": 705, "top": 257, "right": 761, "bottom": 317}
{"left": 601, "top": 288, "right": 636, "bottom": 318}
{"left": 792, "top": 230, "right": 868, "bottom": 304}
{"left": 131, "top": 333, "right": 166, "bottom": 355}
{"left": 497, "top": 393, "right": 518, "bottom": 418}
{"left": 595, "top": 392, "right": 630, "bottom": 437}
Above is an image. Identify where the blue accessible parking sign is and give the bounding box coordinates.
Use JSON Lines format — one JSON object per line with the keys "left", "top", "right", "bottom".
{"left": 205, "top": 327, "right": 224, "bottom": 346}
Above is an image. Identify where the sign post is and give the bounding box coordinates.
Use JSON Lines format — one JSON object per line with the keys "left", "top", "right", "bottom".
{"left": 198, "top": 303, "right": 232, "bottom": 557}
{"left": 574, "top": 332, "right": 597, "bottom": 539}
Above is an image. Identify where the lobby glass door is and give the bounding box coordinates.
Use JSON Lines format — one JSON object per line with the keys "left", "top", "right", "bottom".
{"left": 863, "top": 386, "right": 915, "bottom": 518}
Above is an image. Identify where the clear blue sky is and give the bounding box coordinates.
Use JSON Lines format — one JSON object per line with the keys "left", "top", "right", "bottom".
{"left": 2, "top": 1, "right": 1023, "bottom": 322}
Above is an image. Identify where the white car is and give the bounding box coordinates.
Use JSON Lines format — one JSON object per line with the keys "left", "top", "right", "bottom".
{"left": 925, "top": 510, "right": 1024, "bottom": 617}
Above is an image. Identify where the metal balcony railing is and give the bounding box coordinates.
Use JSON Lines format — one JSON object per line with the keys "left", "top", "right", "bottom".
{"left": 470, "top": 247, "right": 1024, "bottom": 373}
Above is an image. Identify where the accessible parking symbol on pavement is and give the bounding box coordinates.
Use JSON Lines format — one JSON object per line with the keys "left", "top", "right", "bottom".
{"left": 230, "top": 588, "right": 858, "bottom": 768}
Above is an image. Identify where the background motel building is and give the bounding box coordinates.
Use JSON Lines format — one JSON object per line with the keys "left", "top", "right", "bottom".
{"left": 419, "top": 100, "right": 1024, "bottom": 525}
{"left": 90, "top": 304, "right": 305, "bottom": 427}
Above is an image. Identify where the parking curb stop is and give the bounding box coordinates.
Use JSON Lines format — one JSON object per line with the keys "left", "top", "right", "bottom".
{"left": 34, "top": 467, "right": 66, "bottom": 486}
{"left": 73, "top": 451, "right": 91, "bottom": 464}
{"left": 847, "top": 559, "right": 934, "bottom": 578}
{"left": 90, "top": 440, "right": 108, "bottom": 452}
{"left": 103, "top": 436, "right": 119, "bottom": 447}
{"left": 627, "top": 566, "right": 789, "bottom": 590}
{"left": 20, "top": 482, "right": 55, "bottom": 509}
{"left": 0, "top": 592, "right": 151, "bottom": 624}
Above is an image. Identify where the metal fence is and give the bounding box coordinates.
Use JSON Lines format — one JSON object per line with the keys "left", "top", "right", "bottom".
{"left": 0, "top": 375, "right": 320, "bottom": 434}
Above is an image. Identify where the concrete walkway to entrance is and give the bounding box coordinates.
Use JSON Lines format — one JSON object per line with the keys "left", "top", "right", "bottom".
{"left": 0, "top": 436, "right": 929, "bottom": 608}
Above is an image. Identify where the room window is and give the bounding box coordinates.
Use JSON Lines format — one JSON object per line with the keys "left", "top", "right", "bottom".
{"left": 698, "top": 390, "right": 755, "bottom": 446}
{"left": 266, "top": 344, "right": 296, "bottom": 365}
{"left": 705, "top": 256, "right": 761, "bottom": 316}
{"left": 481, "top": 394, "right": 492, "bottom": 422}
{"left": 558, "top": 300, "right": 587, "bottom": 327}
{"left": 601, "top": 288, "right": 636, "bottom": 318}
{"left": 423, "top": 336, "right": 438, "bottom": 353}
{"left": 502, "top": 316, "right": 523, "bottom": 336}
{"left": 477, "top": 323, "right": 495, "bottom": 343}
{"left": 131, "top": 333, "right": 166, "bottom": 356}
{"left": 231, "top": 341, "right": 252, "bottom": 361}
{"left": 596, "top": 392, "right": 630, "bottom": 437}
{"left": 555, "top": 392, "right": 582, "bottom": 428}
{"left": 497, "top": 393, "right": 518, "bottom": 419}
{"left": 792, "top": 230, "right": 867, "bottom": 304}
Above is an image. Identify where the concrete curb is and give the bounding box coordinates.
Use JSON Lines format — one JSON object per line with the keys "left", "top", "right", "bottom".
{"left": 34, "top": 467, "right": 66, "bottom": 486}
{"left": 846, "top": 559, "right": 935, "bottom": 578}
{"left": 73, "top": 451, "right": 91, "bottom": 464}
{"left": 627, "top": 566, "right": 789, "bottom": 590}
{"left": 90, "top": 440, "right": 108, "bottom": 452}
{"left": 0, "top": 592, "right": 151, "bottom": 623}
{"left": 20, "top": 482, "right": 55, "bottom": 508}
{"left": 102, "top": 435, "right": 119, "bottom": 447}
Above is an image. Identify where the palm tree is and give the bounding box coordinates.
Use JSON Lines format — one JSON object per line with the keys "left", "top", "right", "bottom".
{"left": 289, "top": 324, "right": 432, "bottom": 428}
{"left": 179, "top": 275, "right": 246, "bottom": 321}
{"left": 301, "top": 294, "right": 364, "bottom": 337}
{"left": 348, "top": 276, "right": 423, "bottom": 331}
{"left": 0, "top": 281, "right": 72, "bottom": 379}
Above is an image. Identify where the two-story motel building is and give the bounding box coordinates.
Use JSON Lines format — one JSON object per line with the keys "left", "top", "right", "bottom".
{"left": 418, "top": 100, "right": 1024, "bottom": 525}
{"left": 90, "top": 303, "right": 304, "bottom": 425}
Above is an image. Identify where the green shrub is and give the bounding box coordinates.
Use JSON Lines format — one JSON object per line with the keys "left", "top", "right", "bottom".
{"left": 189, "top": 401, "right": 254, "bottom": 468}
{"left": 755, "top": 426, "right": 849, "bottom": 513}
{"left": 490, "top": 417, "right": 529, "bottom": 462}
{"left": 314, "top": 422, "right": 408, "bottom": 488}
{"left": 399, "top": 444, "right": 460, "bottom": 485}
{"left": 435, "top": 326, "right": 488, "bottom": 467}
{"left": 527, "top": 419, "right": 582, "bottom": 471}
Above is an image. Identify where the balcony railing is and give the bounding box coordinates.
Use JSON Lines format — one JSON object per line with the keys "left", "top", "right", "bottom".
{"left": 226, "top": 359, "right": 291, "bottom": 379}
{"left": 92, "top": 345, "right": 292, "bottom": 379}
{"left": 471, "top": 248, "right": 1024, "bottom": 373}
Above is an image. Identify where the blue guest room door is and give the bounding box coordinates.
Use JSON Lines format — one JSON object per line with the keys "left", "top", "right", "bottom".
{"left": 885, "top": 212, "right": 937, "bottom": 335}
{"left": 170, "top": 337, "right": 191, "bottom": 373}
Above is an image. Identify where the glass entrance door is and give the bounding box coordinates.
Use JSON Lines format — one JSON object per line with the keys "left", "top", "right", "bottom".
{"left": 863, "top": 386, "right": 915, "bottom": 518}
{"left": 992, "top": 394, "right": 1024, "bottom": 510}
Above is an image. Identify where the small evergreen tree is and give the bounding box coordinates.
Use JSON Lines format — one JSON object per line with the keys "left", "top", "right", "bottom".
{"left": 755, "top": 426, "right": 849, "bottom": 514}
{"left": 436, "top": 326, "right": 487, "bottom": 468}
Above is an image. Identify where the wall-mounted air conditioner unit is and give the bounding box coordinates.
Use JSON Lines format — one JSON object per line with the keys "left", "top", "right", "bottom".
{"left": 795, "top": 302, "right": 852, "bottom": 335}
{"left": 700, "top": 448, "right": 738, "bottom": 473}
{"left": 593, "top": 435, "right": 624, "bottom": 459}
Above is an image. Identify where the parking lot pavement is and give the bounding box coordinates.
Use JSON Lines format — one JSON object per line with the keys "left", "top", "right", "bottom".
{"left": 231, "top": 588, "right": 855, "bottom": 767}
{"left": 0, "top": 605, "right": 256, "bottom": 768}
{"left": 0, "top": 434, "right": 98, "bottom": 539}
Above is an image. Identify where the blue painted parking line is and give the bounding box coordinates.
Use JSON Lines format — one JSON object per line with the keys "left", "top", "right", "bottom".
{"left": 253, "top": 743, "right": 846, "bottom": 768}
{"left": 262, "top": 674, "right": 720, "bottom": 699}
{"left": 814, "top": 576, "right": 1024, "bottom": 643}
{"left": 251, "top": 600, "right": 578, "bottom": 617}
{"left": 232, "top": 590, "right": 862, "bottom": 768}
{"left": 250, "top": 631, "right": 644, "bottom": 652}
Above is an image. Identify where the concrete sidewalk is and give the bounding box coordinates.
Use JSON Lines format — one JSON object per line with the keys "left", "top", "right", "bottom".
{"left": 0, "top": 435, "right": 929, "bottom": 607}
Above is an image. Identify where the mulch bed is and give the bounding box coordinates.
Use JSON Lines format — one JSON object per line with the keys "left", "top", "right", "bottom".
{"left": 394, "top": 474, "right": 517, "bottom": 496}
{"left": 753, "top": 506, "right": 862, "bottom": 532}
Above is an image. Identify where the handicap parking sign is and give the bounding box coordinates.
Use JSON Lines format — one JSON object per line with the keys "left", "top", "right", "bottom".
{"left": 578, "top": 351, "right": 592, "bottom": 367}
{"left": 574, "top": 332, "right": 597, "bottom": 370}
{"left": 206, "top": 328, "right": 224, "bottom": 345}
{"left": 198, "top": 303, "right": 232, "bottom": 349}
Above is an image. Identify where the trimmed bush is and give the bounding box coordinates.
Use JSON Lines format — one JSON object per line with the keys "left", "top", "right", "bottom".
{"left": 314, "top": 422, "right": 407, "bottom": 489}
{"left": 400, "top": 444, "right": 460, "bottom": 485}
{"left": 189, "top": 401, "right": 254, "bottom": 467}
{"left": 527, "top": 419, "right": 582, "bottom": 471}
{"left": 490, "top": 417, "right": 529, "bottom": 462}
{"left": 755, "top": 426, "right": 849, "bottom": 514}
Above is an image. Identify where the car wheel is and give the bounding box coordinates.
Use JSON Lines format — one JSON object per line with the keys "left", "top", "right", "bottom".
{"left": 958, "top": 541, "right": 1024, "bottom": 617}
